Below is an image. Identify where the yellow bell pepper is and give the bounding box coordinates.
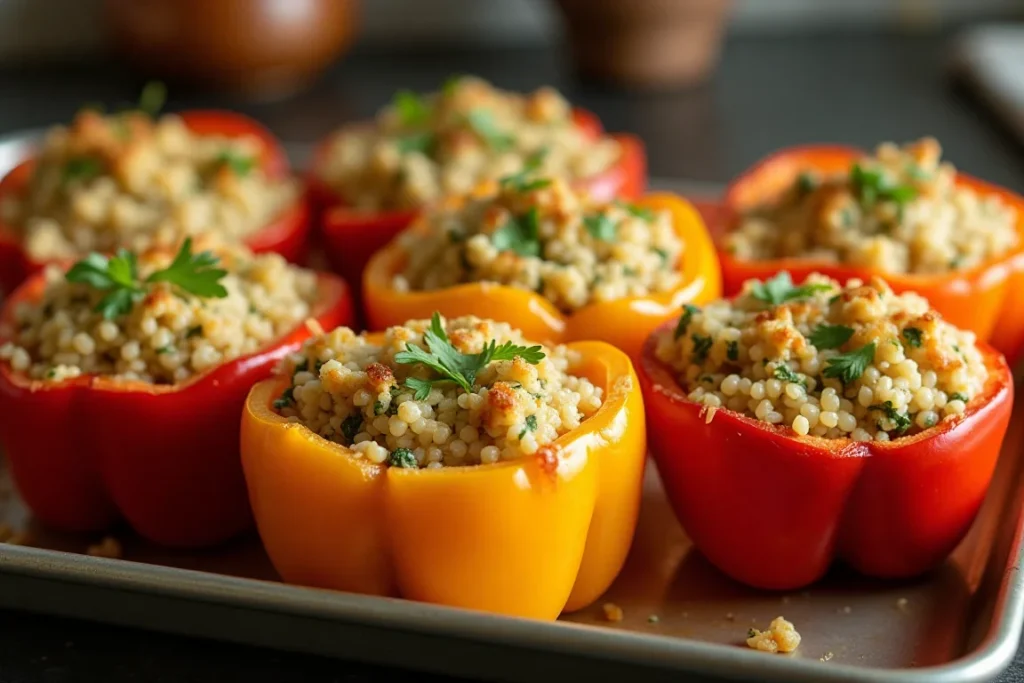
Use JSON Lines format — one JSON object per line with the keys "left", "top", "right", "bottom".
{"left": 240, "top": 337, "right": 646, "bottom": 619}
{"left": 362, "top": 193, "right": 721, "bottom": 360}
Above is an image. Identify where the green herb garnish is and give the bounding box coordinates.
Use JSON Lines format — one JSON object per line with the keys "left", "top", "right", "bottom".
{"left": 691, "top": 334, "right": 713, "bottom": 364}
{"left": 273, "top": 387, "right": 294, "bottom": 410}
{"left": 674, "top": 304, "right": 700, "bottom": 340}
{"left": 500, "top": 149, "right": 550, "bottom": 192}
{"left": 395, "top": 312, "right": 545, "bottom": 399}
{"left": 809, "top": 324, "right": 855, "bottom": 350}
{"left": 137, "top": 81, "right": 166, "bottom": 118}
{"left": 215, "top": 150, "right": 256, "bottom": 177}
{"left": 869, "top": 400, "right": 911, "bottom": 434}
{"left": 750, "top": 272, "right": 833, "bottom": 306}
{"left": 156, "top": 345, "right": 173, "bottom": 355}
{"left": 796, "top": 172, "right": 818, "bottom": 195}
{"left": 61, "top": 157, "right": 103, "bottom": 186}
{"left": 773, "top": 364, "right": 806, "bottom": 387}
{"left": 518, "top": 414, "right": 538, "bottom": 440}
{"left": 65, "top": 238, "right": 228, "bottom": 320}
{"left": 583, "top": 213, "right": 618, "bottom": 242}
{"left": 949, "top": 392, "right": 969, "bottom": 403}
{"left": 393, "top": 90, "right": 431, "bottom": 127}
{"left": 341, "top": 414, "right": 363, "bottom": 443}
{"left": 850, "top": 163, "right": 918, "bottom": 208}
{"left": 727, "top": 340, "right": 739, "bottom": 362}
{"left": 902, "top": 327, "right": 923, "bottom": 348}
{"left": 186, "top": 325, "right": 203, "bottom": 338}
{"left": 492, "top": 207, "right": 542, "bottom": 257}
{"left": 396, "top": 132, "right": 435, "bottom": 155}
{"left": 616, "top": 201, "right": 655, "bottom": 222}
{"left": 466, "top": 108, "right": 514, "bottom": 151}
{"left": 823, "top": 342, "right": 876, "bottom": 384}
{"left": 388, "top": 447, "right": 418, "bottom": 469}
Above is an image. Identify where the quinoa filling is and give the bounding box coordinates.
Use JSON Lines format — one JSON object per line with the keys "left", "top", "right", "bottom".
{"left": 0, "top": 89, "right": 299, "bottom": 261}
{"left": 393, "top": 174, "right": 684, "bottom": 313}
{"left": 0, "top": 239, "right": 318, "bottom": 383}
{"left": 316, "top": 76, "right": 622, "bottom": 212}
{"left": 274, "top": 313, "right": 603, "bottom": 468}
{"left": 726, "top": 138, "right": 1019, "bottom": 274}
{"left": 654, "top": 272, "right": 988, "bottom": 442}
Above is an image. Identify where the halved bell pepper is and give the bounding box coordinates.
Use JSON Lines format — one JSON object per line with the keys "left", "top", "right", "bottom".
{"left": 720, "top": 145, "right": 1024, "bottom": 367}
{"left": 0, "top": 110, "right": 311, "bottom": 294}
{"left": 362, "top": 193, "right": 721, "bottom": 360}
{"left": 0, "top": 270, "right": 354, "bottom": 548}
{"left": 638, "top": 320, "right": 1013, "bottom": 590}
{"left": 310, "top": 108, "right": 648, "bottom": 293}
{"left": 240, "top": 338, "right": 646, "bottom": 619}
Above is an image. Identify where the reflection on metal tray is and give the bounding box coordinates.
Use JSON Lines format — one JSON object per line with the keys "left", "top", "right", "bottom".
{"left": 0, "top": 128, "right": 1020, "bottom": 683}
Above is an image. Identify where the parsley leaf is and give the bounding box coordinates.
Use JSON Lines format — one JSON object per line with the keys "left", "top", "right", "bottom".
{"left": 795, "top": 172, "right": 818, "bottom": 195}
{"left": 273, "top": 387, "right": 294, "bottom": 410}
{"left": 137, "top": 81, "right": 166, "bottom": 118}
{"left": 691, "top": 334, "right": 713, "bottom": 364}
{"left": 441, "top": 75, "right": 463, "bottom": 97}
{"left": 146, "top": 238, "right": 229, "bottom": 298}
{"left": 492, "top": 207, "right": 542, "bottom": 257}
{"left": 518, "top": 414, "right": 538, "bottom": 440}
{"left": 869, "top": 400, "right": 911, "bottom": 434}
{"left": 750, "top": 272, "right": 833, "bottom": 306}
{"left": 66, "top": 249, "right": 143, "bottom": 320}
{"left": 727, "top": 340, "right": 739, "bottom": 362}
{"left": 583, "top": 213, "right": 618, "bottom": 242}
{"left": 395, "top": 312, "right": 545, "bottom": 398}
{"left": 674, "top": 304, "right": 701, "bottom": 340}
{"left": 393, "top": 90, "right": 431, "bottom": 127}
{"left": 850, "top": 163, "right": 917, "bottom": 207}
{"left": 500, "top": 149, "right": 550, "bottom": 192}
{"left": 616, "top": 201, "right": 655, "bottom": 222}
{"left": 773, "top": 364, "right": 806, "bottom": 387}
{"left": 823, "top": 342, "right": 876, "bottom": 384}
{"left": 341, "top": 414, "right": 363, "bottom": 443}
{"left": 396, "top": 132, "right": 435, "bottom": 155}
{"left": 215, "top": 150, "right": 256, "bottom": 177}
{"left": 809, "top": 324, "right": 855, "bottom": 350}
{"left": 902, "top": 327, "right": 923, "bottom": 348}
{"left": 62, "top": 157, "right": 103, "bottom": 186}
{"left": 466, "top": 108, "right": 514, "bottom": 151}
{"left": 949, "top": 392, "right": 969, "bottom": 403}
{"left": 388, "top": 447, "right": 418, "bottom": 469}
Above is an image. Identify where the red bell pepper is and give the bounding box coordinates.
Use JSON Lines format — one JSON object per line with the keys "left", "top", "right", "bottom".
{"left": 309, "top": 108, "right": 648, "bottom": 294}
{"left": 0, "top": 270, "right": 354, "bottom": 548}
{"left": 638, "top": 320, "right": 1013, "bottom": 590}
{"left": 719, "top": 144, "right": 1024, "bottom": 367}
{"left": 0, "top": 110, "right": 311, "bottom": 294}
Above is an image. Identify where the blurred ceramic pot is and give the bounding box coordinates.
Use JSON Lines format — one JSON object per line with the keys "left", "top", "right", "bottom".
{"left": 554, "top": 0, "right": 731, "bottom": 90}
{"left": 103, "top": 0, "right": 358, "bottom": 99}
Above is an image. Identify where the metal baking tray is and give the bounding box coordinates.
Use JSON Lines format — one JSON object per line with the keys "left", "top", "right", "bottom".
{"left": 0, "top": 129, "right": 1021, "bottom": 683}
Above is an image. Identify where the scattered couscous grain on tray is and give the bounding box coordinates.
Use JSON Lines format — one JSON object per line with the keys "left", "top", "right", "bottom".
{"left": 392, "top": 175, "right": 684, "bottom": 313}
{"left": 0, "top": 108, "right": 299, "bottom": 260}
{"left": 654, "top": 271, "right": 988, "bottom": 441}
{"left": 315, "top": 76, "right": 622, "bottom": 211}
{"left": 273, "top": 313, "right": 603, "bottom": 468}
{"left": 0, "top": 238, "right": 318, "bottom": 383}
{"left": 727, "top": 138, "right": 1019, "bottom": 273}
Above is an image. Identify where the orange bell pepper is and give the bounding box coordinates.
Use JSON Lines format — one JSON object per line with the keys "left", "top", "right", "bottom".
{"left": 310, "top": 108, "right": 647, "bottom": 297}
{"left": 720, "top": 145, "right": 1024, "bottom": 367}
{"left": 362, "top": 193, "right": 721, "bottom": 360}
{"left": 240, "top": 338, "right": 646, "bottom": 619}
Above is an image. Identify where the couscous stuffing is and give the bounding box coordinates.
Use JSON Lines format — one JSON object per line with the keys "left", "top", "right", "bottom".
{"left": 746, "top": 617, "right": 801, "bottom": 654}
{"left": 315, "top": 76, "right": 622, "bottom": 211}
{"left": 0, "top": 238, "right": 318, "bottom": 383}
{"left": 0, "top": 107, "right": 299, "bottom": 261}
{"left": 393, "top": 175, "right": 684, "bottom": 313}
{"left": 727, "top": 138, "right": 1019, "bottom": 274}
{"left": 654, "top": 271, "right": 988, "bottom": 442}
{"left": 273, "top": 313, "right": 603, "bottom": 468}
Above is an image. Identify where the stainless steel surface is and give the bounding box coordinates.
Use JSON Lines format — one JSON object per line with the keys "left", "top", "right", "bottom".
{"left": 0, "top": 129, "right": 1020, "bottom": 683}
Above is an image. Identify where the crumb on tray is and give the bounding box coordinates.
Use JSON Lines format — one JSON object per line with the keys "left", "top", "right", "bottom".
{"left": 86, "top": 536, "right": 122, "bottom": 559}
{"left": 746, "top": 616, "right": 801, "bottom": 654}
{"left": 601, "top": 602, "right": 624, "bottom": 622}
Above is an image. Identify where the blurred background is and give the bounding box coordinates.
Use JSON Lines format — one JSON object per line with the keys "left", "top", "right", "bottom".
{"left": 0, "top": 0, "right": 1022, "bottom": 188}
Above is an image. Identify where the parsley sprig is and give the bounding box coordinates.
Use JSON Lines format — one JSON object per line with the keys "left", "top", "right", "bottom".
{"left": 850, "top": 164, "right": 918, "bottom": 208}
{"left": 393, "top": 90, "right": 431, "bottom": 127}
{"left": 395, "top": 313, "right": 545, "bottom": 399}
{"left": 499, "top": 149, "right": 551, "bottom": 193}
{"left": 466, "top": 108, "right": 515, "bottom": 151}
{"left": 492, "top": 207, "right": 542, "bottom": 257}
{"left": 773, "top": 364, "right": 806, "bottom": 387}
{"left": 823, "top": 342, "right": 876, "bottom": 384}
{"left": 808, "top": 324, "right": 854, "bottom": 350}
{"left": 215, "top": 150, "right": 256, "bottom": 177}
{"left": 869, "top": 401, "right": 911, "bottom": 434}
{"left": 583, "top": 213, "right": 618, "bottom": 241}
{"left": 65, "top": 237, "right": 229, "bottom": 319}
{"left": 750, "top": 272, "right": 833, "bottom": 306}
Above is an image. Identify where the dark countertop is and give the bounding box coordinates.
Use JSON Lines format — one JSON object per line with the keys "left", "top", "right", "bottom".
{"left": 0, "top": 31, "right": 1022, "bottom": 683}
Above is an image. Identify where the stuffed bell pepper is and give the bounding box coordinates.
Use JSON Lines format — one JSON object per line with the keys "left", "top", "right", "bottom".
{"left": 0, "top": 238, "right": 353, "bottom": 547}
{"left": 720, "top": 137, "right": 1024, "bottom": 365}
{"left": 363, "top": 172, "right": 720, "bottom": 360}
{"left": 639, "top": 271, "right": 1012, "bottom": 590}
{"left": 241, "top": 312, "right": 646, "bottom": 619}
{"left": 308, "top": 76, "right": 647, "bottom": 290}
{"left": 0, "top": 85, "right": 310, "bottom": 293}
